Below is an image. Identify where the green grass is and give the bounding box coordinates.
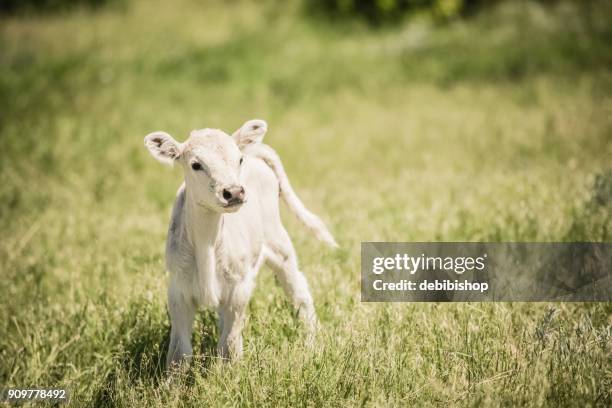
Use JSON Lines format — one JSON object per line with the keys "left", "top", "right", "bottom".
{"left": 1, "top": 0, "right": 611, "bottom": 406}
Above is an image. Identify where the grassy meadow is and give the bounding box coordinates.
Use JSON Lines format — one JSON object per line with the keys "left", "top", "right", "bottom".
{"left": 1, "top": 0, "right": 611, "bottom": 406}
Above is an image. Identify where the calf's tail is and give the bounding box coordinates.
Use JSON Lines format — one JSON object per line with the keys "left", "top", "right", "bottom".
{"left": 250, "top": 143, "right": 338, "bottom": 248}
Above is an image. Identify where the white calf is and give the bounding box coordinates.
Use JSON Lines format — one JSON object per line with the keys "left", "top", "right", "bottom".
{"left": 144, "top": 119, "right": 337, "bottom": 366}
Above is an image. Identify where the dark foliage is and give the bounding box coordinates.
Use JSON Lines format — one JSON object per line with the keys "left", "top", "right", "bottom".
{"left": 306, "top": 0, "right": 500, "bottom": 24}
{"left": 0, "top": 0, "right": 121, "bottom": 15}
{"left": 304, "top": 0, "right": 583, "bottom": 24}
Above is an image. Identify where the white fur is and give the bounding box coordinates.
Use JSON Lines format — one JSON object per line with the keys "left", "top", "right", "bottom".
{"left": 144, "top": 119, "right": 337, "bottom": 366}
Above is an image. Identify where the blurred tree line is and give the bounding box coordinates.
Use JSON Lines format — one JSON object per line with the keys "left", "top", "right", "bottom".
{"left": 0, "top": 0, "right": 496, "bottom": 17}
{"left": 0, "top": 0, "right": 597, "bottom": 24}
{"left": 307, "top": 0, "right": 577, "bottom": 24}
{"left": 307, "top": 0, "right": 493, "bottom": 23}
{"left": 0, "top": 0, "right": 122, "bottom": 14}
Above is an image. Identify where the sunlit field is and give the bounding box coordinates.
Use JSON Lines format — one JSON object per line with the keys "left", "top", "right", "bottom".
{"left": 1, "top": 0, "right": 611, "bottom": 406}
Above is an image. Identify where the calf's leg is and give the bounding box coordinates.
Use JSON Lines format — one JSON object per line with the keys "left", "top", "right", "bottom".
{"left": 167, "top": 281, "right": 196, "bottom": 368}
{"left": 217, "top": 277, "right": 255, "bottom": 360}
{"left": 265, "top": 227, "right": 317, "bottom": 331}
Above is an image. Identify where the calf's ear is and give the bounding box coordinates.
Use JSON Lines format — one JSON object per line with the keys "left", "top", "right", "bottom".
{"left": 144, "top": 131, "right": 182, "bottom": 165}
{"left": 232, "top": 119, "right": 268, "bottom": 149}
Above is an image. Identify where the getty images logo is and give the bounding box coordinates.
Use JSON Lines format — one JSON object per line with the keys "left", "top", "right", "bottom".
{"left": 372, "top": 253, "right": 488, "bottom": 275}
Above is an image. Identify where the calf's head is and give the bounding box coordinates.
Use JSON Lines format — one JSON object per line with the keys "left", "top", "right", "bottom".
{"left": 144, "top": 119, "right": 267, "bottom": 213}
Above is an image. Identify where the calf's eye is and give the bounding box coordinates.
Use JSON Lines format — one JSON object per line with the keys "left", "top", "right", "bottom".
{"left": 191, "top": 162, "right": 202, "bottom": 171}
{"left": 239, "top": 157, "right": 244, "bottom": 165}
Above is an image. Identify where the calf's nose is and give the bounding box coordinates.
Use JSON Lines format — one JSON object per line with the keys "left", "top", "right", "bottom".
{"left": 222, "top": 186, "right": 245, "bottom": 203}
